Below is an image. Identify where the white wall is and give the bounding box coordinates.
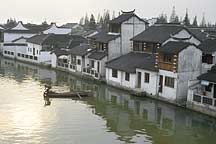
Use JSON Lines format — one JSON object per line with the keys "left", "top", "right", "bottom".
{"left": 39, "top": 51, "right": 52, "bottom": 64}
{"left": 136, "top": 69, "right": 158, "bottom": 95}
{"left": 158, "top": 70, "right": 178, "bottom": 101}
{"left": 4, "top": 33, "right": 35, "bottom": 42}
{"left": 177, "top": 45, "right": 202, "bottom": 100}
{"left": 121, "top": 16, "right": 146, "bottom": 55}
{"left": 43, "top": 24, "right": 71, "bottom": 34}
{"left": 164, "top": 29, "right": 201, "bottom": 46}
{"left": 106, "top": 68, "right": 136, "bottom": 89}
{"left": 108, "top": 37, "right": 121, "bottom": 60}
{"left": 51, "top": 53, "right": 57, "bottom": 68}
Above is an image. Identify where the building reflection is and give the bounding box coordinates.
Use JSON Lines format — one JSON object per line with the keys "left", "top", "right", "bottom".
{"left": 1, "top": 56, "right": 216, "bottom": 144}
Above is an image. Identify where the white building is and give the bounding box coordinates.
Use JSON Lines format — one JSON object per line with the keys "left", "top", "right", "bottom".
{"left": 106, "top": 23, "right": 202, "bottom": 104}
{"left": 43, "top": 23, "right": 71, "bottom": 35}
{"left": 83, "top": 10, "right": 148, "bottom": 79}
{"left": 3, "top": 21, "right": 37, "bottom": 42}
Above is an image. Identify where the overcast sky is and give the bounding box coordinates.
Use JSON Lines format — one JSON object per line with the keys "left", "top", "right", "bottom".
{"left": 1, "top": 0, "right": 215, "bottom": 25}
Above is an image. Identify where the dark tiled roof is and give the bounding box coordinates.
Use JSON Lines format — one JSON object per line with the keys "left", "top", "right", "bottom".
{"left": 4, "top": 29, "right": 36, "bottom": 34}
{"left": 198, "top": 38, "right": 216, "bottom": 54}
{"left": 88, "top": 51, "right": 107, "bottom": 60}
{"left": 131, "top": 24, "right": 185, "bottom": 43}
{"left": 27, "top": 34, "right": 49, "bottom": 45}
{"left": 25, "top": 23, "right": 50, "bottom": 33}
{"left": 51, "top": 49, "right": 69, "bottom": 57}
{"left": 12, "top": 36, "right": 28, "bottom": 42}
{"left": 90, "top": 31, "right": 120, "bottom": 43}
{"left": 198, "top": 65, "right": 216, "bottom": 83}
{"left": 4, "top": 43, "right": 27, "bottom": 46}
{"left": 109, "top": 12, "right": 148, "bottom": 24}
{"left": 188, "top": 28, "right": 208, "bottom": 41}
{"left": 159, "top": 41, "right": 196, "bottom": 54}
{"left": 106, "top": 52, "right": 158, "bottom": 73}
{"left": 69, "top": 44, "right": 92, "bottom": 56}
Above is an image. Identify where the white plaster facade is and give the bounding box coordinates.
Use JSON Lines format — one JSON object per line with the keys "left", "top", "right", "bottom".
{"left": 121, "top": 17, "right": 147, "bottom": 55}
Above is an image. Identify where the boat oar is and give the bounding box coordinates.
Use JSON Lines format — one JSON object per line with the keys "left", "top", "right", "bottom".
{"left": 76, "top": 92, "right": 82, "bottom": 99}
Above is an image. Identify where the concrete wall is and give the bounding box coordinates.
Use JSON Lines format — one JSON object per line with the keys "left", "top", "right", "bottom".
{"left": 136, "top": 69, "right": 158, "bottom": 95}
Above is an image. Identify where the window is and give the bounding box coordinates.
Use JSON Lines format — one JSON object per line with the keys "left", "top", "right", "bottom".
{"left": 37, "top": 50, "right": 39, "bottom": 55}
{"left": 22, "top": 54, "right": 25, "bottom": 58}
{"left": 4, "top": 51, "right": 7, "bottom": 54}
{"left": 17, "top": 53, "right": 21, "bottom": 57}
{"left": 144, "top": 73, "right": 150, "bottom": 83}
{"left": 34, "top": 56, "right": 38, "bottom": 61}
{"left": 30, "top": 56, "right": 33, "bottom": 59}
{"left": 165, "top": 77, "right": 175, "bottom": 88}
{"left": 91, "top": 60, "right": 95, "bottom": 68}
{"left": 163, "top": 54, "right": 172, "bottom": 63}
{"left": 112, "top": 69, "right": 118, "bottom": 78}
{"left": 77, "top": 59, "right": 81, "bottom": 65}
{"left": 125, "top": 72, "right": 130, "bottom": 81}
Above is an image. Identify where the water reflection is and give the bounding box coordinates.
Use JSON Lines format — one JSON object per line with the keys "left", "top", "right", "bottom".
{"left": 1, "top": 57, "right": 216, "bottom": 144}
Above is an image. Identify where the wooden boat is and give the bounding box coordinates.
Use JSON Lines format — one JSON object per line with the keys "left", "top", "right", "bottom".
{"left": 45, "top": 91, "right": 92, "bottom": 98}
{"left": 44, "top": 85, "right": 93, "bottom": 99}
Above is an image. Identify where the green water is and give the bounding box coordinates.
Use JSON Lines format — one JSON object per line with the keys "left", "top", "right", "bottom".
{"left": 0, "top": 57, "right": 216, "bottom": 144}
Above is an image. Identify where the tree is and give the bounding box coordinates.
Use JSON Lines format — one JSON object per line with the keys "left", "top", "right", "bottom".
{"left": 79, "top": 17, "right": 84, "bottom": 26}
{"left": 200, "top": 14, "right": 206, "bottom": 27}
{"left": 156, "top": 13, "right": 168, "bottom": 23}
{"left": 88, "top": 14, "right": 96, "bottom": 30}
{"left": 102, "top": 10, "right": 110, "bottom": 29}
{"left": 84, "top": 14, "right": 89, "bottom": 29}
{"left": 5, "top": 18, "right": 17, "bottom": 28}
{"left": 192, "top": 16, "right": 198, "bottom": 27}
{"left": 170, "top": 6, "right": 176, "bottom": 23}
{"left": 112, "top": 11, "right": 116, "bottom": 20}
{"left": 183, "top": 9, "right": 190, "bottom": 26}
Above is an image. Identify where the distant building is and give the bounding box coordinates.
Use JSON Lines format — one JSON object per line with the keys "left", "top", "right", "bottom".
{"left": 43, "top": 23, "right": 71, "bottom": 35}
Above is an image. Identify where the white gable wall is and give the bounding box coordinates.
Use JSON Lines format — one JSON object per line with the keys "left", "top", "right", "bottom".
{"left": 121, "top": 16, "right": 146, "bottom": 55}
{"left": 177, "top": 45, "right": 202, "bottom": 100}
{"left": 43, "top": 24, "right": 71, "bottom": 34}
{"left": 4, "top": 33, "right": 35, "bottom": 42}
{"left": 108, "top": 37, "right": 121, "bottom": 60}
{"left": 164, "top": 29, "right": 201, "bottom": 46}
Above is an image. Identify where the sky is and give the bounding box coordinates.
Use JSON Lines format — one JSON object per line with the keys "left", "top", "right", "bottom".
{"left": 1, "top": 0, "right": 216, "bottom": 25}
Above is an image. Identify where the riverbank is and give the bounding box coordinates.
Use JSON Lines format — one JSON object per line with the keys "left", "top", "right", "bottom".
{"left": 1, "top": 55, "right": 216, "bottom": 118}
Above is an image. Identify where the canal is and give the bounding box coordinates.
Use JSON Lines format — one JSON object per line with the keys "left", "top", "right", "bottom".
{"left": 0, "top": 57, "right": 216, "bottom": 144}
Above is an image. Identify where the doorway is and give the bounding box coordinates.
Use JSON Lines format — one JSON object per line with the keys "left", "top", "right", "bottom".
{"left": 137, "top": 72, "right": 141, "bottom": 88}
{"left": 159, "top": 75, "right": 163, "bottom": 93}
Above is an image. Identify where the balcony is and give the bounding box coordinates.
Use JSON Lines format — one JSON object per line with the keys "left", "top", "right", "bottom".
{"left": 82, "top": 67, "right": 100, "bottom": 79}
{"left": 158, "top": 62, "right": 174, "bottom": 71}
{"left": 57, "top": 62, "right": 69, "bottom": 69}
{"left": 193, "top": 93, "right": 216, "bottom": 107}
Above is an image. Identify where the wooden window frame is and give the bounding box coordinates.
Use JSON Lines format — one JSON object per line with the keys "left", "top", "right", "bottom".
{"left": 144, "top": 73, "right": 150, "bottom": 83}
{"left": 165, "top": 76, "right": 175, "bottom": 88}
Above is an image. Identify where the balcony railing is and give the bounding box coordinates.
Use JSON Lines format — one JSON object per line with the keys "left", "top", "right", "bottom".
{"left": 57, "top": 62, "right": 69, "bottom": 69}
{"left": 82, "top": 67, "right": 100, "bottom": 79}
{"left": 193, "top": 93, "right": 216, "bottom": 107}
